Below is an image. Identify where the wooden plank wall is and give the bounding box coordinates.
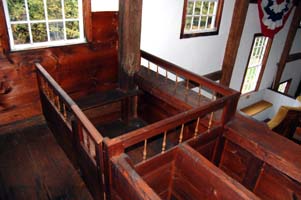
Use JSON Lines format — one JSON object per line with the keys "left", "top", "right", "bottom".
{"left": 0, "top": 12, "right": 119, "bottom": 126}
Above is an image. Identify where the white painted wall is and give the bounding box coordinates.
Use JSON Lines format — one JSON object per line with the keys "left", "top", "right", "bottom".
{"left": 140, "top": 0, "right": 235, "bottom": 75}
{"left": 230, "top": 5, "right": 295, "bottom": 92}
{"left": 91, "top": 0, "right": 119, "bottom": 12}
{"left": 237, "top": 89, "right": 301, "bottom": 121}
{"left": 281, "top": 28, "right": 301, "bottom": 97}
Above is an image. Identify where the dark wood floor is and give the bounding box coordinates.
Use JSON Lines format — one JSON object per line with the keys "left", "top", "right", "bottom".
{"left": 0, "top": 120, "right": 93, "bottom": 200}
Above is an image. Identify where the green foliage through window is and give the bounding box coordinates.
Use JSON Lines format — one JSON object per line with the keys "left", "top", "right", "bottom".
{"left": 3, "top": 0, "right": 84, "bottom": 50}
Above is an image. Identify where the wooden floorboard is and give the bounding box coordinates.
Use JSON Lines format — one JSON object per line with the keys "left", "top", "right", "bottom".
{"left": 0, "top": 122, "right": 93, "bottom": 200}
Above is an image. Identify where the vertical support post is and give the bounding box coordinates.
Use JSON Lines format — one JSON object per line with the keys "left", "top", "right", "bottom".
{"left": 118, "top": 0, "right": 143, "bottom": 123}
{"left": 272, "top": 4, "right": 301, "bottom": 89}
{"left": 220, "top": 0, "right": 249, "bottom": 86}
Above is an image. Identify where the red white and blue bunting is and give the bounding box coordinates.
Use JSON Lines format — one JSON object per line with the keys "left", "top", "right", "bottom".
{"left": 258, "top": 0, "right": 294, "bottom": 38}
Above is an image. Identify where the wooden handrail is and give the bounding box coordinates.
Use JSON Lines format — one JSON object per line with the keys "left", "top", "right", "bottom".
{"left": 36, "top": 63, "right": 76, "bottom": 106}
{"left": 141, "top": 50, "right": 237, "bottom": 96}
{"left": 35, "top": 63, "right": 103, "bottom": 143}
{"left": 109, "top": 96, "right": 228, "bottom": 148}
{"left": 71, "top": 105, "right": 103, "bottom": 143}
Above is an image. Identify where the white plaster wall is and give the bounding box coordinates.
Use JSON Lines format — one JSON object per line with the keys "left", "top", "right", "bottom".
{"left": 91, "top": 0, "right": 119, "bottom": 12}
{"left": 230, "top": 5, "right": 295, "bottom": 92}
{"left": 140, "top": 0, "right": 235, "bottom": 76}
{"left": 237, "top": 89, "right": 301, "bottom": 121}
{"left": 281, "top": 60, "right": 301, "bottom": 96}
{"left": 280, "top": 28, "right": 301, "bottom": 96}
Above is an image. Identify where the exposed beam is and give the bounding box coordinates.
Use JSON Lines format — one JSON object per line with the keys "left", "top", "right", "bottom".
{"left": 272, "top": 4, "right": 301, "bottom": 89}
{"left": 220, "top": 0, "right": 249, "bottom": 87}
{"left": 286, "top": 52, "right": 301, "bottom": 63}
{"left": 203, "top": 70, "right": 222, "bottom": 81}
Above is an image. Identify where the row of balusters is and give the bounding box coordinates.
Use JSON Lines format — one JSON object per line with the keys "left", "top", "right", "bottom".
{"left": 142, "top": 61, "right": 218, "bottom": 161}
{"left": 38, "top": 75, "right": 70, "bottom": 123}
{"left": 38, "top": 74, "right": 97, "bottom": 161}
{"left": 142, "top": 113, "right": 215, "bottom": 161}
{"left": 146, "top": 61, "right": 216, "bottom": 99}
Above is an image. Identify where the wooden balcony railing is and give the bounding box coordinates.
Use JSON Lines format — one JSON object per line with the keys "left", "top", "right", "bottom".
{"left": 104, "top": 51, "right": 240, "bottom": 166}
{"left": 35, "top": 63, "right": 105, "bottom": 200}
{"left": 140, "top": 50, "right": 237, "bottom": 97}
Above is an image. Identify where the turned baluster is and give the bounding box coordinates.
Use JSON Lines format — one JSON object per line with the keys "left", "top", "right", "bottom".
{"left": 143, "top": 139, "right": 148, "bottom": 161}
{"left": 179, "top": 124, "right": 185, "bottom": 143}
{"left": 198, "top": 85, "right": 202, "bottom": 96}
{"left": 208, "top": 112, "right": 214, "bottom": 130}
{"left": 194, "top": 117, "right": 200, "bottom": 138}
{"left": 63, "top": 103, "right": 67, "bottom": 120}
{"left": 162, "top": 131, "right": 167, "bottom": 153}
{"left": 186, "top": 79, "right": 189, "bottom": 90}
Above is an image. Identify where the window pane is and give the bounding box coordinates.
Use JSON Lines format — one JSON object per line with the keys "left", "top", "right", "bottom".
{"left": 207, "top": 16, "right": 212, "bottom": 28}
{"left": 31, "top": 23, "right": 47, "bottom": 42}
{"left": 185, "top": 16, "right": 192, "bottom": 30}
{"left": 192, "top": 17, "right": 199, "bottom": 30}
{"left": 64, "top": 0, "right": 78, "bottom": 19}
{"left": 66, "top": 21, "right": 80, "bottom": 39}
{"left": 12, "top": 24, "right": 30, "bottom": 44}
{"left": 194, "top": 1, "right": 201, "bottom": 15}
{"left": 49, "top": 22, "right": 64, "bottom": 41}
{"left": 187, "top": 1, "right": 194, "bottom": 15}
{"left": 200, "top": 16, "right": 206, "bottom": 29}
{"left": 202, "top": 1, "right": 209, "bottom": 15}
{"left": 47, "top": 0, "right": 62, "bottom": 20}
{"left": 7, "top": 0, "right": 27, "bottom": 21}
{"left": 209, "top": 2, "right": 215, "bottom": 15}
{"left": 28, "top": 0, "right": 45, "bottom": 20}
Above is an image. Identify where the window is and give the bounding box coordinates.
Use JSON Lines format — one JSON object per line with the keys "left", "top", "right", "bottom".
{"left": 180, "top": 0, "right": 224, "bottom": 38}
{"left": 241, "top": 34, "right": 272, "bottom": 94}
{"left": 2, "top": 0, "right": 85, "bottom": 51}
{"left": 278, "top": 79, "right": 291, "bottom": 94}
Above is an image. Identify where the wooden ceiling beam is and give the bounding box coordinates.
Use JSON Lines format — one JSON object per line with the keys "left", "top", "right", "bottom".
{"left": 272, "top": 4, "right": 301, "bottom": 90}
{"left": 220, "top": 0, "right": 249, "bottom": 87}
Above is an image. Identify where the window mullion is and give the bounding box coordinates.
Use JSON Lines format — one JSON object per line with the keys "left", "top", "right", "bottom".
{"left": 61, "top": 0, "right": 67, "bottom": 40}
{"left": 78, "top": 0, "right": 84, "bottom": 40}
{"left": 24, "top": 0, "right": 33, "bottom": 44}
{"left": 43, "top": 0, "right": 51, "bottom": 42}
{"left": 212, "top": 1, "right": 218, "bottom": 28}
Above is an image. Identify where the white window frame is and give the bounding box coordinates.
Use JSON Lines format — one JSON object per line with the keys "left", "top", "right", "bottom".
{"left": 241, "top": 35, "right": 270, "bottom": 94}
{"left": 180, "top": 0, "right": 224, "bottom": 39}
{"left": 184, "top": 0, "right": 218, "bottom": 34}
{"left": 2, "top": 0, "right": 85, "bottom": 51}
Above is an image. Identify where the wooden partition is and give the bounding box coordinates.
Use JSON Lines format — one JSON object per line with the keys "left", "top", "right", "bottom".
{"left": 34, "top": 51, "right": 301, "bottom": 200}
{"left": 36, "top": 63, "right": 105, "bottom": 200}
{"left": 110, "top": 145, "right": 259, "bottom": 200}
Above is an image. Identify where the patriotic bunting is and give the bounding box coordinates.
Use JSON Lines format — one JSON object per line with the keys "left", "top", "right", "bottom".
{"left": 258, "top": 0, "right": 294, "bottom": 38}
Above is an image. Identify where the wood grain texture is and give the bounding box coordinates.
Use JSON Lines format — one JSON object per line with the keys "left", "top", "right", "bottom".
{"left": 0, "top": 122, "right": 93, "bottom": 200}
{"left": 220, "top": 0, "right": 249, "bottom": 86}
{"left": 0, "top": 12, "right": 119, "bottom": 125}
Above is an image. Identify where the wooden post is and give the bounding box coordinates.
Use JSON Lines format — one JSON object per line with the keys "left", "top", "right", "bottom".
{"left": 118, "top": 0, "right": 143, "bottom": 89}
{"left": 272, "top": 4, "right": 301, "bottom": 90}
{"left": 220, "top": 0, "right": 249, "bottom": 86}
{"left": 118, "top": 0, "right": 143, "bottom": 123}
{"left": 0, "top": 1, "right": 10, "bottom": 56}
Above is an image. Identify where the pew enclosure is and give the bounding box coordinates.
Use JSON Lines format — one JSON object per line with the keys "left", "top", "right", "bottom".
{"left": 35, "top": 50, "right": 301, "bottom": 200}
